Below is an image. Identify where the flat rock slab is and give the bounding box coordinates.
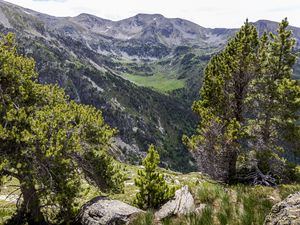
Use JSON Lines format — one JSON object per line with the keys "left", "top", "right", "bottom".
{"left": 155, "top": 185, "right": 195, "bottom": 220}
{"left": 264, "top": 192, "right": 300, "bottom": 225}
{"left": 75, "top": 197, "right": 144, "bottom": 225}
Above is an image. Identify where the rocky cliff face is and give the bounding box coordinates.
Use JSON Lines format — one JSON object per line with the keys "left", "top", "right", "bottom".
{"left": 0, "top": 0, "right": 299, "bottom": 170}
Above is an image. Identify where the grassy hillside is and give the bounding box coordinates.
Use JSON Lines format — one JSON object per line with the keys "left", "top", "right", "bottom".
{"left": 1, "top": 165, "right": 299, "bottom": 225}
{"left": 119, "top": 167, "right": 300, "bottom": 225}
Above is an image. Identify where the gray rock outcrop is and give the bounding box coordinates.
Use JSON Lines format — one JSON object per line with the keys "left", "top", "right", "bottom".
{"left": 264, "top": 192, "right": 300, "bottom": 225}
{"left": 75, "top": 197, "right": 144, "bottom": 225}
{"left": 155, "top": 185, "right": 195, "bottom": 220}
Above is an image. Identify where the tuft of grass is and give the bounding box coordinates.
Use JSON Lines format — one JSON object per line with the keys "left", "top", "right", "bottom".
{"left": 130, "top": 211, "right": 154, "bottom": 225}
{"left": 278, "top": 184, "right": 300, "bottom": 199}
{"left": 161, "top": 207, "right": 214, "bottom": 225}
{"left": 196, "top": 181, "right": 224, "bottom": 204}
{"left": 124, "top": 168, "right": 300, "bottom": 225}
{"left": 217, "top": 194, "right": 233, "bottom": 225}
{"left": 185, "top": 207, "right": 214, "bottom": 225}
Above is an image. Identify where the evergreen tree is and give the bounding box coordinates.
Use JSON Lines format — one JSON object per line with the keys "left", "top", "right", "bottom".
{"left": 0, "top": 33, "right": 125, "bottom": 224}
{"left": 185, "top": 18, "right": 300, "bottom": 184}
{"left": 246, "top": 18, "right": 300, "bottom": 181}
{"left": 134, "top": 145, "right": 175, "bottom": 210}
{"left": 185, "top": 20, "right": 259, "bottom": 182}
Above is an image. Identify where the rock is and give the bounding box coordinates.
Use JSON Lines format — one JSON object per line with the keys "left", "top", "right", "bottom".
{"left": 155, "top": 186, "right": 195, "bottom": 220}
{"left": 75, "top": 197, "right": 144, "bottom": 225}
{"left": 264, "top": 192, "right": 300, "bottom": 225}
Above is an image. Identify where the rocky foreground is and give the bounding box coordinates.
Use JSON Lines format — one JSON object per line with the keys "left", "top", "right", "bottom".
{"left": 75, "top": 186, "right": 300, "bottom": 225}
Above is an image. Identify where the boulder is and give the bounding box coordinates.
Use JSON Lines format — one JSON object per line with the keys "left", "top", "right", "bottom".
{"left": 264, "top": 192, "right": 300, "bottom": 225}
{"left": 75, "top": 197, "right": 144, "bottom": 225}
{"left": 155, "top": 185, "right": 195, "bottom": 220}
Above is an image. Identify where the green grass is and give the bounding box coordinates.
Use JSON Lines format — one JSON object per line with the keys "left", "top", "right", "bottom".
{"left": 130, "top": 211, "right": 155, "bottom": 225}
{"left": 123, "top": 73, "right": 185, "bottom": 92}
{"left": 129, "top": 172, "right": 300, "bottom": 225}
{"left": 1, "top": 165, "right": 300, "bottom": 225}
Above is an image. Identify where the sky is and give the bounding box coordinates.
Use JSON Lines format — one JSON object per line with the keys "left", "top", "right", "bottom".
{"left": 4, "top": 0, "right": 300, "bottom": 28}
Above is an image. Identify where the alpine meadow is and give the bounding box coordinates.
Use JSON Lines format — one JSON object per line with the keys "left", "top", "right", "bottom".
{"left": 0, "top": 0, "right": 300, "bottom": 225}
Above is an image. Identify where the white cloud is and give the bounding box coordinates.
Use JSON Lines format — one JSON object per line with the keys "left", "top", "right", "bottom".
{"left": 3, "top": 0, "right": 300, "bottom": 28}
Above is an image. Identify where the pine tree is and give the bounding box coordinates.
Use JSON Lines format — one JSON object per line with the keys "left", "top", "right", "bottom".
{"left": 246, "top": 18, "right": 300, "bottom": 181}
{"left": 0, "top": 33, "right": 125, "bottom": 224}
{"left": 185, "top": 20, "right": 259, "bottom": 182}
{"left": 185, "top": 18, "right": 300, "bottom": 184}
{"left": 134, "top": 145, "right": 175, "bottom": 210}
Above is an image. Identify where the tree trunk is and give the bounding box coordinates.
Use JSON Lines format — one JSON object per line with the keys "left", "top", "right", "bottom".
{"left": 192, "top": 145, "right": 237, "bottom": 183}
{"left": 20, "top": 182, "right": 47, "bottom": 225}
{"left": 228, "top": 151, "right": 238, "bottom": 182}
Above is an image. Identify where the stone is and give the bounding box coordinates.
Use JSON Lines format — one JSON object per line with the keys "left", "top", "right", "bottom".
{"left": 264, "top": 192, "right": 300, "bottom": 225}
{"left": 155, "top": 186, "right": 195, "bottom": 220}
{"left": 75, "top": 197, "right": 144, "bottom": 225}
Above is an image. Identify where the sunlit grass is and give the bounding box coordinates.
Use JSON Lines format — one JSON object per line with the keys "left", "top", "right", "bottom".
{"left": 1, "top": 165, "right": 300, "bottom": 225}
{"left": 123, "top": 73, "right": 185, "bottom": 92}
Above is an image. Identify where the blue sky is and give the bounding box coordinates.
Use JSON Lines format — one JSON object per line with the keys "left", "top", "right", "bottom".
{"left": 4, "top": 0, "right": 300, "bottom": 28}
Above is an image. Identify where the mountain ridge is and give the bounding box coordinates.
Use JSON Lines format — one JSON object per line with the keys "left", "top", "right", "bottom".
{"left": 0, "top": 0, "right": 300, "bottom": 170}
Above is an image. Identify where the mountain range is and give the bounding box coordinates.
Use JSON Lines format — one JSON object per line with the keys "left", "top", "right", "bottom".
{"left": 1, "top": 0, "right": 300, "bottom": 171}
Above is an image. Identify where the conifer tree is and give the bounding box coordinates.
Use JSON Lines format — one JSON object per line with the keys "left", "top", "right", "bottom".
{"left": 246, "top": 18, "right": 300, "bottom": 180}
{"left": 134, "top": 145, "right": 175, "bottom": 210}
{"left": 185, "top": 20, "right": 259, "bottom": 182}
{"left": 0, "top": 33, "right": 125, "bottom": 224}
{"left": 186, "top": 18, "right": 300, "bottom": 184}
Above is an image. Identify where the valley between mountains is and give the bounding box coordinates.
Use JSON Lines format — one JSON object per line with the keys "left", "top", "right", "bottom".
{"left": 0, "top": 0, "right": 300, "bottom": 171}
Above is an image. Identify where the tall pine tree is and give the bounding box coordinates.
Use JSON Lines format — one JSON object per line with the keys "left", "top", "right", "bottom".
{"left": 246, "top": 18, "right": 300, "bottom": 182}
{"left": 185, "top": 19, "right": 300, "bottom": 183}
{"left": 185, "top": 20, "right": 259, "bottom": 182}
